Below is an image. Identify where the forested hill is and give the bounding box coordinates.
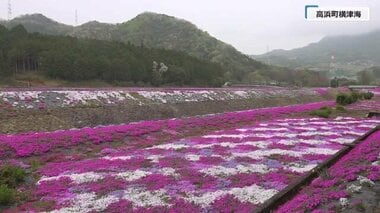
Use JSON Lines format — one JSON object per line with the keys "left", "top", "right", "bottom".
{"left": 0, "top": 25, "right": 225, "bottom": 86}
{"left": 0, "top": 14, "right": 73, "bottom": 35}
{"left": 1, "top": 12, "right": 268, "bottom": 81}
{"left": 253, "top": 29, "right": 380, "bottom": 76}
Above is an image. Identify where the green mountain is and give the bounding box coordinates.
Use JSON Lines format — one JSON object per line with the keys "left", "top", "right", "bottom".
{"left": 1, "top": 12, "right": 267, "bottom": 81}
{"left": 253, "top": 30, "right": 380, "bottom": 77}
{"left": 68, "top": 21, "right": 119, "bottom": 40}
{"left": 0, "top": 24, "right": 226, "bottom": 86}
{"left": 0, "top": 14, "right": 73, "bottom": 35}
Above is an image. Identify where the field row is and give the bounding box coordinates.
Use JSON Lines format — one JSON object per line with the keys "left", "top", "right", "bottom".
{"left": 277, "top": 129, "right": 380, "bottom": 212}
{"left": 0, "top": 101, "right": 335, "bottom": 157}
{"left": 4, "top": 116, "right": 378, "bottom": 212}
{"left": 0, "top": 87, "right": 325, "bottom": 109}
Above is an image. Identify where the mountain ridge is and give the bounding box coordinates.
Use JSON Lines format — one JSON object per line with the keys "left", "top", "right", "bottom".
{"left": 0, "top": 14, "right": 73, "bottom": 35}
{"left": 253, "top": 29, "right": 380, "bottom": 77}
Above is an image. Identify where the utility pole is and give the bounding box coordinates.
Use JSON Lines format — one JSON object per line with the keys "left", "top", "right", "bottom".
{"left": 7, "top": 0, "right": 12, "bottom": 20}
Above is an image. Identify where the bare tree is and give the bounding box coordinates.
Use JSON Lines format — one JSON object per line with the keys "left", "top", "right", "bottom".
{"left": 152, "top": 61, "right": 168, "bottom": 86}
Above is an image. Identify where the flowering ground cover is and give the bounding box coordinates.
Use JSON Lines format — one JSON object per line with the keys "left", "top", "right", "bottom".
{"left": 1, "top": 87, "right": 379, "bottom": 212}
{"left": 366, "top": 87, "right": 379, "bottom": 95}
{"left": 0, "top": 101, "right": 335, "bottom": 158}
{"left": 0, "top": 87, "right": 325, "bottom": 109}
{"left": 346, "top": 98, "right": 380, "bottom": 112}
{"left": 276, "top": 129, "right": 380, "bottom": 212}
{"left": 343, "top": 87, "right": 380, "bottom": 112}
{"left": 3, "top": 116, "right": 379, "bottom": 212}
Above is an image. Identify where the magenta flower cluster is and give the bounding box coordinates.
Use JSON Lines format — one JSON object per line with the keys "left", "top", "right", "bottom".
{"left": 347, "top": 99, "right": 380, "bottom": 111}
{"left": 276, "top": 130, "right": 380, "bottom": 212}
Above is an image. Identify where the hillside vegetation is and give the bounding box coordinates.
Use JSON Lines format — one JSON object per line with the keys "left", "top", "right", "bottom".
{"left": 0, "top": 25, "right": 225, "bottom": 86}
{"left": 0, "top": 13, "right": 330, "bottom": 86}
{"left": 1, "top": 13, "right": 267, "bottom": 81}
{"left": 253, "top": 30, "right": 380, "bottom": 77}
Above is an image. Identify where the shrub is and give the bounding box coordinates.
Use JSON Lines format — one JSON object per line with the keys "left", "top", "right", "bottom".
{"left": 336, "top": 93, "right": 360, "bottom": 105}
{"left": 0, "top": 184, "right": 14, "bottom": 205}
{"left": 351, "top": 92, "right": 359, "bottom": 101}
{"left": 336, "top": 93, "right": 349, "bottom": 105}
{"left": 0, "top": 165, "right": 26, "bottom": 188}
{"left": 310, "top": 107, "right": 332, "bottom": 118}
{"left": 363, "top": 92, "right": 374, "bottom": 100}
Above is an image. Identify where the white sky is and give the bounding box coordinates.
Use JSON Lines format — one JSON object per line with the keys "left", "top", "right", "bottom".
{"left": 0, "top": 0, "right": 379, "bottom": 54}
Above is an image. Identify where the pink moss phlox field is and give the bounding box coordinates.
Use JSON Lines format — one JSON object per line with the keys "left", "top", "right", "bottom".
{"left": 8, "top": 116, "right": 378, "bottom": 212}
{"left": 0, "top": 101, "right": 336, "bottom": 157}
{"left": 276, "top": 130, "right": 380, "bottom": 212}
{"left": 348, "top": 87, "right": 380, "bottom": 111}
{"left": 347, "top": 99, "right": 380, "bottom": 111}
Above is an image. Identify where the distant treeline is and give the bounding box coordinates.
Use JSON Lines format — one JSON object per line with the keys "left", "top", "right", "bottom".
{"left": 0, "top": 25, "right": 329, "bottom": 87}
{"left": 0, "top": 25, "right": 225, "bottom": 86}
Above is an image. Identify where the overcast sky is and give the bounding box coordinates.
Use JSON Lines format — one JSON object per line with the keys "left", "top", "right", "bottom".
{"left": 0, "top": 0, "right": 379, "bottom": 54}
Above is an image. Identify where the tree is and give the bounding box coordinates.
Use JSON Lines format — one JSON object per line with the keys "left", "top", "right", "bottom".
{"left": 246, "top": 71, "right": 266, "bottom": 84}
{"left": 152, "top": 61, "right": 168, "bottom": 86}
{"left": 358, "top": 71, "right": 373, "bottom": 85}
